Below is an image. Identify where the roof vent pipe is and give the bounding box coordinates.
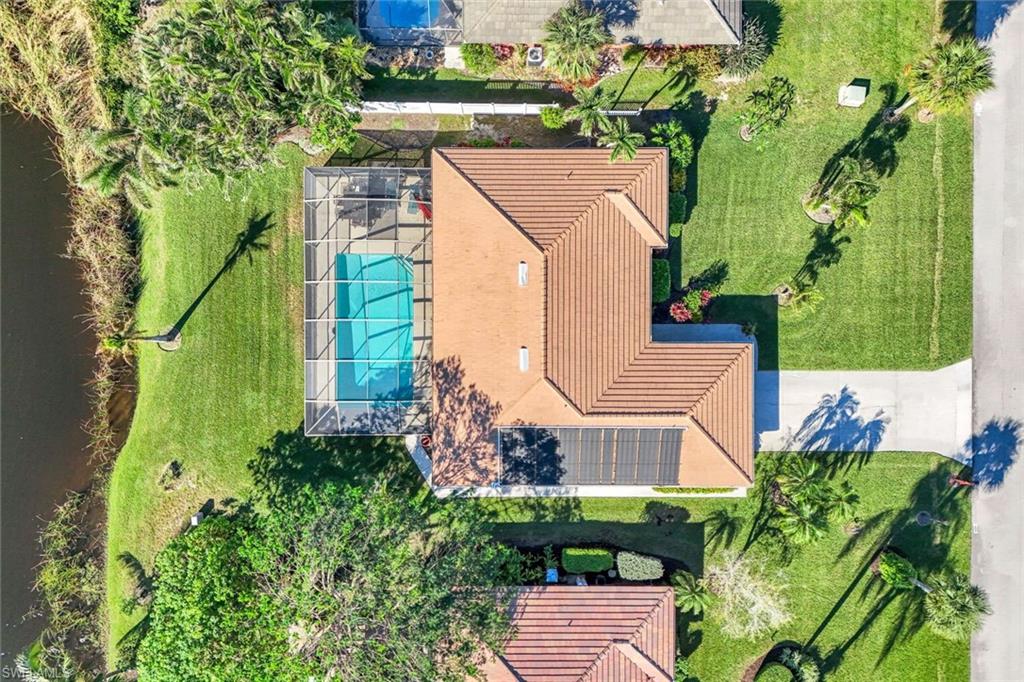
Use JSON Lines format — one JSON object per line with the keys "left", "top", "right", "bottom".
{"left": 518, "top": 261, "right": 528, "bottom": 286}
{"left": 519, "top": 347, "right": 529, "bottom": 372}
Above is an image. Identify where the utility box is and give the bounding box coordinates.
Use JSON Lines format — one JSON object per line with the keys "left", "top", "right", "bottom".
{"left": 838, "top": 83, "right": 868, "bottom": 107}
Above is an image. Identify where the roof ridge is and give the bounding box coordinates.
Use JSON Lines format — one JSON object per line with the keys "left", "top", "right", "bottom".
{"left": 701, "top": 0, "right": 742, "bottom": 43}
{"left": 434, "top": 148, "right": 545, "bottom": 252}
{"left": 686, "top": 344, "right": 751, "bottom": 415}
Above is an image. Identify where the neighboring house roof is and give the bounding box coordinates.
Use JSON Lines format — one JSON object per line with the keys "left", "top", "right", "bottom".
{"left": 430, "top": 148, "right": 754, "bottom": 489}
{"left": 461, "top": 0, "right": 742, "bottom": 46}
{"left": 487, "top": 586, "right": 675, "bottom": 682}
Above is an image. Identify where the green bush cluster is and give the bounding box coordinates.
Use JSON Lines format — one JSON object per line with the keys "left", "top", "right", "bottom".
{"left": 652, "top": 258, "right": 671, "bottom": 303}
{"left": 669, "top": 194, "right": 688, "bottom": 224}
{"left": 878, "top": 552, "right": 917, "bottom": 590}
{"left": 540, "top": 106, "right": 566, "bottom": 129}
{"left": 460, "top": 43, "right": 499, "bottom": 75}
{"left": 669, "top": 223, "right": 683, "bottom": 239}
{"left": 675, "top": 46, "right": 722, "bottom": 80}
{"left": 719, "top": 16, "right": 770, "bottom": 78}
{"left": 561, "top": 547, "right": 613, "bottom": 574}
{"left": 617, "top": 551, "right": 664, "bottom": 581}
{"left": 755, "top": 662, "right": 794, "bottom": 681}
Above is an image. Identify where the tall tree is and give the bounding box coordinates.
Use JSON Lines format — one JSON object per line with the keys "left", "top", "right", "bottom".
{"left": 542, "top": 0, "right": 610, "bottom": 83}
{"left": 599, "top": 117, "right": 645, "bottom": 162}
{"left": 125, "top": 0, "right": 368, "bottom": 180}
{"left": 565, "top": 85, "right": 612, "bottom": 141}
{"left": 135, "top": 482, "right": 525, "bottom": 680}
{"left": 891, "top": 39, "right": 994, "bottom": 120}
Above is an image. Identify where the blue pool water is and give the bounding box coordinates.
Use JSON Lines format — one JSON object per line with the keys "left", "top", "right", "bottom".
{"left": 335, "top": 254, "right": 414, "bottom": 401}
{"left": 365, "top": 0, "right": 441, "bottom": 28}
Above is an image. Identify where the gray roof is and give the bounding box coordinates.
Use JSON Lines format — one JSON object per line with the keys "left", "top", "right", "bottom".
{"left": 460, "top": 0, "right": 742, "bottom": 46}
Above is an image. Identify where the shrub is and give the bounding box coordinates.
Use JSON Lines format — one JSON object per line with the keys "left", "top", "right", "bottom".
{"left": 878, "top": 552, "right": 917, "bottom": 590}
{"left": 90, "top": 0, "right": 139, "bottom": 45}
{"left": 756, "top": 663, "right": 794, "bottom": 682}
{"left": 669, "top": 223, "right": 683, "bottom": 239}
{"left": 706, "top": 552, "right": 791, "bottom": 639}
{"left": 652, "top": 258, "right": 671, "bottom": 303}
{"left": 540, "top": 106, "right": 566, "bottom": 129}
{"left": 542, "top": 545, "right": 558, "bottom": 569}
{"left": 671, "top": 570, "right": 712, "bottom": 615}
{"left": 674, "top": 46, "right": 722, "bottom": 80}
{"left": 562, "top": 547, "right": 613, "bottom": 574}
{"left": 719, "top": 16, "right": 770, "bottom": 78}
{"left": 617, "top": 551, "right": 664, "bottom": 581}
{"left": 669, "top": 193, "right": 687, "bottom": 223}
{"left": 460, "top": 43, "right": 499, "bottom": 75}
{"left": 779, "top": 648, "right": 820, "bottom": 682}
{"left": 650, "top": 120, "right": 694, "bottom": 191}
{"left": 669, "top": 301, "right": 692, "bottom": 323}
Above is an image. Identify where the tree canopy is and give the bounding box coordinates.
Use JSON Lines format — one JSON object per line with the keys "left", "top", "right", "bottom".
{"left": 542, "top": 0, "right": 610, "bottom": 83}
{"left": 129, "top": 0, "right": 368, "bottom": 179}
{"left": 135, "top": 483, "right": 524, "bottom": 680}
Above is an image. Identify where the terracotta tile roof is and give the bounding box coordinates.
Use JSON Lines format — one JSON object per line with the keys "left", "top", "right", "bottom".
{"left": 495, "top": 586, "right": 675, "bottom": 682}
{"left": 432, "top": 148, "right": 754, "bottom": 484}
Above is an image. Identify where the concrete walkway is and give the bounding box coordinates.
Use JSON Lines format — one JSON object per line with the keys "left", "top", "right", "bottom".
{"left": 755, "top": 360, "right": 973, "bottom": 461}
{"left": 972, "top": 3, "right": 1024, "bottom": 680}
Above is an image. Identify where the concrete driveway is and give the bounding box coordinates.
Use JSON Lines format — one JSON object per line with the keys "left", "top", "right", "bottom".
{"left": 971, "top": 2, "right": 1024, "bottom": 680}
{"left": 755, "top": 361, "right": 973, "bottom": 461}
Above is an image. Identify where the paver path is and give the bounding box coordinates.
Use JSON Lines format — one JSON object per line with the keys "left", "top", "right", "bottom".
{"left": 971, "top": 3, "right": 1024, "bottom": 680}
{"left": 755, "top": 361, "right": 973, "bottom": 461}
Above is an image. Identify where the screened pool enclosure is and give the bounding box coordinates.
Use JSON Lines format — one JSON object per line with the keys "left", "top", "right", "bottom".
{"left": 304, "top": 167, "right": 432, "bottom": 435}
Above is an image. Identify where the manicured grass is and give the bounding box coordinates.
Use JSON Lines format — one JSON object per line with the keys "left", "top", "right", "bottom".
{"left": 105, "top": 146, "right": 312, "bottom": 656}
{"left": 626, "top": 0, "right": 972, "bottom": 369}
{"left": 363, "top": 66, "right": 572, "bottom": 105}
{"left": 484, "top": 452, "right": 971, "bottom": 682}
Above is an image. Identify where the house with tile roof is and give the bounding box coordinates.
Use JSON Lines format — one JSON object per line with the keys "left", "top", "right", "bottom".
{"left": 478, "top": 586, "right": 676, "bottom": 681}
{"left": 461, "top": 0, "right": 743, "bottom": 46}
{"left": 430, "top": 147, "right": 754, "bottom": 494}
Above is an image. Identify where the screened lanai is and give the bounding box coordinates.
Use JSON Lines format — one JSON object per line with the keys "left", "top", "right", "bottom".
{"left": 304, "top": 167, "right": 432, "bottom": 436}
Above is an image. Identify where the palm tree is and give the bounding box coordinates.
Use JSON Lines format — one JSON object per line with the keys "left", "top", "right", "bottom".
{"left": 598, "top": 117, "right": 645, "bottom": 162}
{"left": 542, "top": 0, "right": 610, "bottom": 83}
{"left": 739, "top": 76, "right": 796, "bottom": 141}
{"left": 889, "top": 39, "right": 994, "bottom": 121}
{"left": 777, "top": 499, "right": 829, "bottom": 545}
{"left": 830, "top": 158, "right": 881, "bottom": 229}
{"left": 777, "top": 456, "right": 820, "bottom": 497}
{"left": 925, "top": 571, "right": 991, "bottom": 641}
{"left": 565, "top": 85, "right": 612, "bottom": 141}
{"left": 827, "top": 480, "right": 860, "bottom": 522}
{"left": 672, "top": 571, "right": 712, "bottom": 615}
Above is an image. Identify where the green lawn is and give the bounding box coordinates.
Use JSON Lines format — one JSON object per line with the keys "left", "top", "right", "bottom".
{"left": 484, "top": 452, "right": 971, "bottom": 682}
{"left": 105, "top": 146, "right": 312, "bottom": 656}
{"left": 628, "top": 0, "right": 972, "bottom": 369}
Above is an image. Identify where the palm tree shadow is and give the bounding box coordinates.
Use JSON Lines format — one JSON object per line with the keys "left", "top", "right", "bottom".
{"left": 960, "top": 417, "right": 1023, "bottom": 489}
{"left": 794, "top": 223, "right": 851, "bottom": 289}
{"left": 783, "top": 386, "right": 890, "bottom": 472}
{"left": 170, "top": 212, "right": 275, "bottom": 335}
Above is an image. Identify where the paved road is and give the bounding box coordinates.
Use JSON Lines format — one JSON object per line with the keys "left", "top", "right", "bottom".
{"left": 755, "top": 361, "right": 972, "bottom": 461}
{"left": 972, "top": 2, "right": 1024, "bottom": 680}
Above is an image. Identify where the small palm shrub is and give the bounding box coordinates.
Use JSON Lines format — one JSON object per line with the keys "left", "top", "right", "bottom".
{"left": 779, "top": 648, "right": 820, "bottom": 682}
{"left": 460, "top": 43, "right": 499, "bottom": 75}
{"left": 925, "top": 571, "right": 991, "bottom": 641}
{"left": 671, "top": 570, "right": 711, "bottom": 615}
{"left": 740, "top": 76, "right": 796, "bottom": 142}
{"left": 617, "top": 551, "right": 664, "bottom": 581}
{"left": 652, "top": 258, "right": 671, "bottom": 304}
{"left": 562, "top": 547, "right": 613, "bottom": 573}
{"left": 542, "top": 0, "right": 610, "bottom": 83}
{"left": 895, "top": 38, "right": 994, "bottom": 119}
{"left": 566, "top": 86, "right": 612, "bottom": 139}
{"left": 540, "top": 106, "right": 566, "bottom": 129}
{"left": 719, "top": 16, "right": 770, "bottom": 78}
{"left": 650, "top": 119, "right": 694, "bottom": 191}
{"left": 878, "top": 552, "right": 917, "bottom": 590}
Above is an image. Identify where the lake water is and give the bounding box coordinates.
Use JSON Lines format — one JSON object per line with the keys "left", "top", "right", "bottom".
{"left": 1, "top": 110, "right": 96, "bottom": 658}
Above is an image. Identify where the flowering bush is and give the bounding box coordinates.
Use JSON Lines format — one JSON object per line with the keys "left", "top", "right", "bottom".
{"left": 669, "top": 288, "right": 714, "bottom": 324}
{"left": 669, "top": 301, "right": 692, "bottom": 322}
{"left": 494, "top": 43, "right": 515, "bottom": 61}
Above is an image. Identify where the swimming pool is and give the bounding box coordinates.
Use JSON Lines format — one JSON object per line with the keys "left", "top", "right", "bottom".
{"left": 363, "top": 0, "right": 441, "bottom": 28}
{"left": 335, "top": 254, "right": 414, "bottom": 402}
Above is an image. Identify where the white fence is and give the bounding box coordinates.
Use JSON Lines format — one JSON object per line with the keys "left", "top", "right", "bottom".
{"left": 360, "top": 100, "right": 554, "bottom": 116}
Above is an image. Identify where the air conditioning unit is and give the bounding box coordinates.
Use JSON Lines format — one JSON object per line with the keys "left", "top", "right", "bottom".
{"left": 526, "top": 45, "right": 544, "bottom": 67}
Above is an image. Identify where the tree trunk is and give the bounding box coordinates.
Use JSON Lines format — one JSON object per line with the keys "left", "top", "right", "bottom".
{"left": 912, "top": 578, "right": 933, "bottom": 594}
{"left": 893, "top": 95, "right": 918, "bottom": 118}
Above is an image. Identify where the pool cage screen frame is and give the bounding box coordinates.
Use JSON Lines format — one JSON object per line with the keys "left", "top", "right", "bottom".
{"left": 304, "top": 167, "right": 433, "bottom": 436}
{"left": 358, "top": 0, "right": 463, "bottom": 46}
